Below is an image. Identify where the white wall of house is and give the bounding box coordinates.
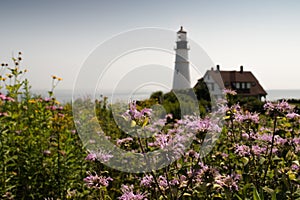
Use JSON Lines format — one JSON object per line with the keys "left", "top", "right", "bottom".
{"left": 203, "top": 72, "right": 224, "bottom": 100}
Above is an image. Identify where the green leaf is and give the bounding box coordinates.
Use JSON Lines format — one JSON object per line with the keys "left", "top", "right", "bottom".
{"left": 253, "top": 187, "right": 262, "bottom": 200}
{"left": 263, "top": 186, "right": 276, "bottom": 200}
{"left": 242, "top": 157, "right": 249, "bottom": 165}
{"left": 213, "top": 183, "right": 222, "bottom": 189}
{"left": 259, "top": 157, "right": 266, "bottom": 165}
{"left": 234, "top": 194, "right": 243, "bottom": 200}
{"left": 142, "top": 117, "right": 149, "bottom": 128}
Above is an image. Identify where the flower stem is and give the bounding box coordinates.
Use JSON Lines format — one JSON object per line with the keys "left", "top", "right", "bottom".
{"left": 262, "top": 116, "right": 277, "bottom": 184}
{"left": 137, "top": 136, "right": 168, "bottom": 200}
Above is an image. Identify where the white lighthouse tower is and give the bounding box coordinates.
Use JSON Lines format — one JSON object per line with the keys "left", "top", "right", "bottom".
{"left": 172, "top": 26, "right": 191, "bottom": 90}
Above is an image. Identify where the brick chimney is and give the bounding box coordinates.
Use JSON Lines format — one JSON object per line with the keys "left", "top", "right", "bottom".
{"left": 240, "top": 65, "right": 243, "bottom": 73}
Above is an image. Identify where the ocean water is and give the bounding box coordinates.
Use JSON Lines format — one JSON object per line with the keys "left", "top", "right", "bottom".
{"left": 266, "top": 90, "right": 300, "bottom": 101}
{"left": 32, "top": 89, "right": 300, "bottom": 104}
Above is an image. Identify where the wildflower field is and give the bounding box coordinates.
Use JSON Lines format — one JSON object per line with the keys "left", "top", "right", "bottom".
{"left": 1, "top": 54, "right": 300, "bottom": 199}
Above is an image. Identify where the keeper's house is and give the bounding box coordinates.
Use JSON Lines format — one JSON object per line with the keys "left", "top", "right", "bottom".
{"left": 195, "top": 65, "right": 267, "bottom": 100}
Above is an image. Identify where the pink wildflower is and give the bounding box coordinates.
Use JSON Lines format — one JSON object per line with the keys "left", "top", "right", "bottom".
{"left": 235, "top": 144, "right": 251, "bottom": 156}
{"left": 223, "top": 89, "right": 237, "bottom": 95}
{"left": 287, "top": 112, "right": 299, "bottom": 119}
{"left": 117, "top": 137, "right": 133, "bottom": 146}
{"left": 118, "top": 184, "right": 147, "bottom": 200}
{"left": 84, "top": 172, "right": 113, "bottom": 189}
{"left": 140, "top": 175, "right": 153, "bottom": 188}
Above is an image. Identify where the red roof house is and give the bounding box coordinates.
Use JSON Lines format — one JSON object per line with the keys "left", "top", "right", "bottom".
{"left": 196, "top": 65, "right": 267, "bottom": 100}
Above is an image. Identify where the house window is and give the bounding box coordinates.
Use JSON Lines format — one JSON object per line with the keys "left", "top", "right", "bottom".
{"left": 211, "top": 83, "right": 214, "bottom": 91}
{"left": 246, "top": 83, "right": 251, "bottom": 89}
{"left": 236, "top": 82, "right": 240, "bottom": 89}
{"left": 241, "top": 82, "right": 245, "bottom": 89}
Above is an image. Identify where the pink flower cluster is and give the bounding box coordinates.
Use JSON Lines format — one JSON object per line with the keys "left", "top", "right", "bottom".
{"left": 287, "top": 112, "right": 300, "bottom": 119}
{"left": 215, "top": 173, "right": 241, "bottom": 192}
{"left": 83, "top": 171, "right": 113, "bottom": 189}
{"left": 85, "top": 150, "right": 113, "bottom": 163}
{"left": 223, "top": 89, "right": 237, "bottom": 96}
{"left": 264, "top": 100, "right": 292, "bottom": 113}
{"left": 0, "top": 93, "right": 15, "bottom": 102}
{"left": 0, "top": 112, "right": 8, "bottom": 117}
{"left": 123, "top": 101, "right": 152, "bottom": 122}
{"left": 140, "top": 175, "right": 153, "bottom": 188}
{"left": 235, "top": 111, "right": 259, "bottom": 124}
{"left": 235, "top": 144, "right": 251, "bottom": 156}
{"left": 118, "top": 184, "right": 147, "bottom": 200}
{"left": 45, "top": 105, "right": 63, "bottom": 111}
{"left": 117, "top": 137, "right": 133, "bottom": 146}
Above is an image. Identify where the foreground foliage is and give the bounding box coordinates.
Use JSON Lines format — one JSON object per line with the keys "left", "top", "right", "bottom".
{"left": 86, "top": 92, "right": 300, "bottom": 199}
{"left": 0, "top": 54, "right": 300, "bottom": 199}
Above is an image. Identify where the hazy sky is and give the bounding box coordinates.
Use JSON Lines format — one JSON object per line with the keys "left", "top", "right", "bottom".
{"left": 1, "top": 0, "right": 300, "bottom": 91}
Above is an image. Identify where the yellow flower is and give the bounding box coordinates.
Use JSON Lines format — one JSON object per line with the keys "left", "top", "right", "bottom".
{"left": 287, "top": 170, "right": 296, "bottom": 180}
{"left": 28, "top": 99, "right": 36, "bottom": 103}
{"left": 52, "top": 75, "right": 57, "bottom": 79}
{"left": 58, "top": 77, "right": 63, "bottom": 81}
